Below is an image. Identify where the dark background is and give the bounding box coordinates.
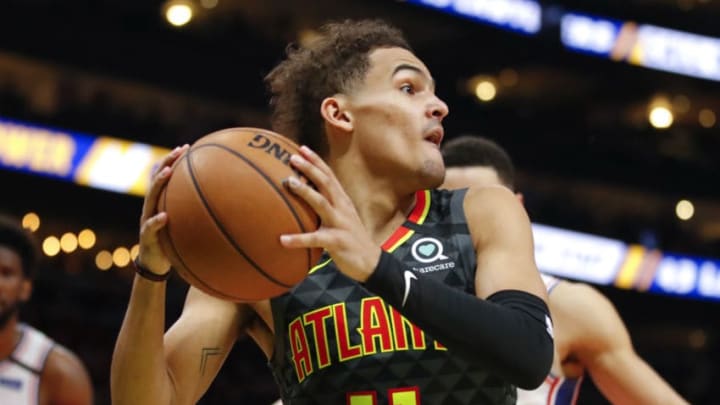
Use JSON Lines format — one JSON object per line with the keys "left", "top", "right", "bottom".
{"left": 1, "top": 0, "right": 719, "bottom": 403}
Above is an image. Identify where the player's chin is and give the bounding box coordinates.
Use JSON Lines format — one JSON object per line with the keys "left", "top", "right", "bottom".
{"left": 418, "top": 159, "right": 445, "bottom": 188}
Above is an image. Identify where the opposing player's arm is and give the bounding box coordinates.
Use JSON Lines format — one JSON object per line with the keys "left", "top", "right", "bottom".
{"left": 554, "top": 282, "right": 689, "bottom": 405}
{"left": 44, "top": 345, "right": 94, "bottom": 405}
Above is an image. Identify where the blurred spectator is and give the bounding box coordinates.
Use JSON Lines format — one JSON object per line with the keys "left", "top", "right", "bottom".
{"left": 0, "top": 215, "right": 93, "bottom": 405}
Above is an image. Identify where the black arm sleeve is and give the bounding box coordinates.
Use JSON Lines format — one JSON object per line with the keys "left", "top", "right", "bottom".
{"left": 364, "top": 251, "right": 554, "bottom": 389}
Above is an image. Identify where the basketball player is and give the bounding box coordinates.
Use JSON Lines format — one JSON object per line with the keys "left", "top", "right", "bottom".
{"left": 441, "top": 135, "right": 688, "bottom": 405}
{"left": 112, "top": 19, "right": 554, "bottom": 404}
{"left": 0, "top": 215, "right": 94, "bottom": 405}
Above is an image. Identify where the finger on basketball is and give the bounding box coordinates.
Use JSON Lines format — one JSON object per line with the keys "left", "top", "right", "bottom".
{"left": 280, "top": 231, "right": 324, "bottom": 249}
{"left": 298, "top": 147, "right": 345, "bottom": 198}
{"left": 299, "top": 145, "right": 332, "bottom": 176}
{"left": 284, "top": 176, "right": 334, "bottom": 220}
{"left": 140, "top": 212, "right": 167, "bottom": 243}
{"left": 154, "top": 144, "right": 189, "bottom": 176}
{"left": 141, "top": 166, "right": 172, "bottom": 223}
{"left": 290, "top": 154, "right": 335, "bottom": 199}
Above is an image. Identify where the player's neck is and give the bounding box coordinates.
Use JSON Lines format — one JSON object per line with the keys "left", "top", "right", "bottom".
{"left": 0, "top": 317, "right": 20, "bottom": 360}
{"left": 331, "top": 158, "right": 416, "bottom": 245}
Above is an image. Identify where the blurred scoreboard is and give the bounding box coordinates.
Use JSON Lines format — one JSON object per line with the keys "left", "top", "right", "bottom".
{"left": 0, "top": 117, "right": 171, "bottom": 196}
{"left": 560, "top": 11, "right": 720, "bottom": 82}
{"left": 534, "top": 224, "right": 720, "bottom": 303}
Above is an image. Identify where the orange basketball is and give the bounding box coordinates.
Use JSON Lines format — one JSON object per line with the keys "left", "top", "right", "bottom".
{"left": 157, "top": 127, "right": 323, "bottom": 302}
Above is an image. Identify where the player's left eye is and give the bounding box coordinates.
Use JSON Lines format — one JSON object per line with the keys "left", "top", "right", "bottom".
{"left": 400, "top": 84, "right": 415, "bottom": 94}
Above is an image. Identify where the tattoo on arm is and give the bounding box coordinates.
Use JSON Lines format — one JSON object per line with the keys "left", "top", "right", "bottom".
{"left": 199, "top": 347, "right": 222, "bottom": 376}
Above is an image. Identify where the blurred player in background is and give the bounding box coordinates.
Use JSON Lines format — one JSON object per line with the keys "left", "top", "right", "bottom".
{"left": 441, "top": 135, "right": 688, "bottom": 405}
{"left": 0, "top": 215, "right": 94, "bottom": 405}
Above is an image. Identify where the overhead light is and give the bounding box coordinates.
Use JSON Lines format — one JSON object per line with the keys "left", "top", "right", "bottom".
{"left": 130, "top": 244, "right": 140, "bottom": 260}
{"left": 675, "top": 199, "right": 694, "bottom": 221}
{"left": 164, "top": 0, "right": 194, "bottom": 27}
{"left": 78, "top": 229, "right": 96, "bottom": 249}
{"left": 475, "top": 81, "right": 497, "bottom": 102}
{"left": 60, "top": 232, "right": 78, "bottom": 253}
{"left": 648, "top": 94, "right": 682, "bottom": 129}
{"left": 113, "top": 247, "right": 131, "bottom": 267}
{"left": 42, "top": 236, "right": 61, "bottom": 257}
{"left": 21, "top": 212, "right": 40, "bottom": 232}
{"left": 648, "top": 106, "right": 673, "bottom": 129}
{"left": 96, "top": 251, "right": 113, "bottom": 271}
{"left": 699, "top": 109, "right": 716, "bottom": 128}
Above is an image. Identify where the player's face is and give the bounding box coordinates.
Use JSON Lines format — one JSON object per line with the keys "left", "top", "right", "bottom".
{"left": 346, "top": 47, "right": 449, "bottom": 188}
{"left": 0, "top": 246, "right": 31, "bottom": 329}
{"left": 442, "top": 166, "right": 504, "bottom": 190}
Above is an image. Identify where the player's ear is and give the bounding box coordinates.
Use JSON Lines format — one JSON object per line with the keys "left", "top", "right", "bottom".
{"left": 321, "top": 95, "right": 353, "bottom": 133}
{"left": 516, "top": 192, "right": 524, "bottom": 205}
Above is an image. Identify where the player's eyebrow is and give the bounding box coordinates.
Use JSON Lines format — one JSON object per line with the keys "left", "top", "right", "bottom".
{"left": 392, "top": 63, "right": 436, "bottom": 91}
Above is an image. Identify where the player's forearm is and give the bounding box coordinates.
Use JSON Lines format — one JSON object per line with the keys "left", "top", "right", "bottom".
{"left": 592, "top": 353, "right": 689, "bottom": 405}
{"left": 365, "top": 251, "right": 553, "bottom": 389}
{"left": 111, "top": 276, "right": 174, "bottom": 405}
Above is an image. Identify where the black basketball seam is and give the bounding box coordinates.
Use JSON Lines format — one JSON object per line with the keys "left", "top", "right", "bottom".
{"left": 216, "top": 128, "right": 318, "bottom": 269}
{"left": 195, "top": 140, "right": 316, "bottom": 270}
{"left": 161, "top": 156, "right": 253, "bottom": 300}
{"left": 188, "top": 143, "right": 297, "bottom": 288}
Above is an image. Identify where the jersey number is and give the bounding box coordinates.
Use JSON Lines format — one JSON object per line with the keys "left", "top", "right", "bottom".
{"left": 347, "top": 386, "right": 420, "bottom": 405}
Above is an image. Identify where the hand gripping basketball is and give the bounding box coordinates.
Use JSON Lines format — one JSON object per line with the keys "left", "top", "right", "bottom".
{"left": 155, "top": 128, "right": 323, "bottom": 301}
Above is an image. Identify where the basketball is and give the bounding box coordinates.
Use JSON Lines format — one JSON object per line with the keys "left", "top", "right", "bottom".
{"left": 157, "top": 127, "right": 323, "bottom": 302}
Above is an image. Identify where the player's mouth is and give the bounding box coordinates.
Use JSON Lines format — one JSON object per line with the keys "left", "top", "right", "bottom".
{"left": 424, "top": 127, "right": 444, "bottom": 147}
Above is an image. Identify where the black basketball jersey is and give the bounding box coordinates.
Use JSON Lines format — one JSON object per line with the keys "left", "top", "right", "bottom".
{"left": 269, "top": 189, "right": 516, "bottom": 405}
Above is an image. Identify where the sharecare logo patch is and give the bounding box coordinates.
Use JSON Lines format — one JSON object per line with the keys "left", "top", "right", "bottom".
{"left": 411, "top": 237, "right": 449, "bottom": 263}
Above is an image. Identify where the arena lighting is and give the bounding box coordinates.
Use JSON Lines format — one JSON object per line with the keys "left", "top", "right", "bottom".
{"left": 406, "top": 0, "right": 542, "bottom": 35}
{"left": 474, "top": 80, "right": 497, "bottom": 101}
{"left": 113, "top": 247, "right": 131, "bottom": 267}
{"left": 649, "top": 106, "right": 674, "bottom": 129}
{"left": 77, "top": 229, "right": 96, "bottom": 249}
{"left": 42, "top": 236, "right": 60, "bottom": 257}
{"left": 130, "top": 244, "right": 140, "bottom": 260}
{"left": 676, "top": 199, "right": 695, "bottom": 221}
{"left": 60, "top": 232, "right": 78, "bottom": 253}
{"left": 560, "top": 11, "right": 720, "bottom": 82}
{"left": 699, "top": 109, "right": 716, "bottom": 128}
{"left": 164, "top": 0, "right": 194, "bottom": 27}
{"left": 21, "top": 212, "right": 40, "bottom": 232}
{"left": 95, "top": 250, "right": 113, "bottom": 271}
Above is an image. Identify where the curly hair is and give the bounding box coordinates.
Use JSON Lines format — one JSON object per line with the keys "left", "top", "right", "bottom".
{"left": 441, "top": 135, "right": 516, "bottom": 190}
{"left": 264, "top": 19, "right": 411, "bottom": 157}
{"left": 0, "top": 215, "right": 39, "bottom": 279}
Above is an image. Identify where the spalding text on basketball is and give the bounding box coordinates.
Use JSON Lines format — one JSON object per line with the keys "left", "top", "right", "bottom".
{"left": 247, "top": 134, "right": 291, "bottom": 165}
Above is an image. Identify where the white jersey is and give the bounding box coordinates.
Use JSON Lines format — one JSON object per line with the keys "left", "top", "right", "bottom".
{"left": 0, "top": 323, "right": 55, "bottom": 405}
{"left": 517, "top": 274, "right": 583, "bottom": 405}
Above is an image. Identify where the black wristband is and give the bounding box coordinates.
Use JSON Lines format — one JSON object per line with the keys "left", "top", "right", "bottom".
{"left": 365, "top": 251, "right": 553, "bottom": 389}
{"left": 133, "top": 258, "right": 171, "bottom": 282}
